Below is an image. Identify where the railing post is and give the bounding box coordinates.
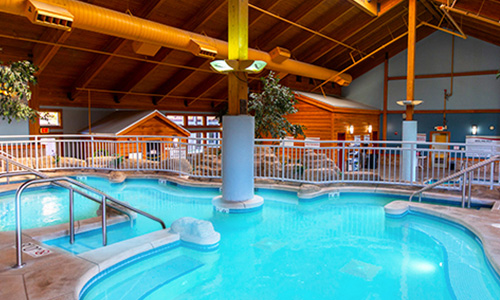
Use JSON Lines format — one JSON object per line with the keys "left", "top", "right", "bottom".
{"left": 341, "top": 142, "right": 345, "bottom": 182}
{"left": 281, "top": 139, "right": 285, "bottom": 182}
{"left": 461, "top": 173, "right": 467, "bottom": 208}
{"left": 35, "top": 136, "right": 39, "bottom": 171}
{"left": 102, "top": 195, "right": 107, "bottom": 246}
{"left": 467, "top": 171, "right": 472, "bottom": 208}
{"left": 90, "top": 136, "right": 95, "bottom": 169}
{"left": 6, "top": 161, "right": 9, "bottom": 184}
{"left": 135, "top": 137, "right": 139, "bottom": 171}
{"left": 14, "top": 186, "right": 24, "bottom": 269}
{"left": 69, "top": 189, "right": 75, "bottom": 244}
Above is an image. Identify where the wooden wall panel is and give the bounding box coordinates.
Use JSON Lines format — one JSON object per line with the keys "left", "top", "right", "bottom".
{"left": 286, "top": 101, "right": 332, "bottom": 141}
{"left": 333, "top": 112, "right": 379, "bottom": 141}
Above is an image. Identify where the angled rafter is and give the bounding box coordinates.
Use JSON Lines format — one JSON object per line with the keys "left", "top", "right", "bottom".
{"left": 114, "top": 0, "right": 226, "bottom": 103}
{"left": 186, "top": 75, "right": 226, "bottom": 106}
{"left": 312, "top": 5, "right": 409, "bottom": 67}
{"left": 251, "top": 0, "right": 326, "bottom": 50}
{"left": 33, "top": 29, "right": 71, "bottom": 75}
{"left": 298, "top": 0, "right": 407, "bottom": 66}
{"left": 68, "top": 0, "right": 167, "bottom": 100}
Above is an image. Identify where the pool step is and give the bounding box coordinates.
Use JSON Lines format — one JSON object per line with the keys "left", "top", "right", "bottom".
{"left": 410, "top": 222, "right": 497, "bottom": 300}
{"left": 88, "top": 255, "right": 204, "bottom": 300}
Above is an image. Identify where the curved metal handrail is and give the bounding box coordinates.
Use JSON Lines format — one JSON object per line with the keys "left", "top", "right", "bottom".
{"left": 14, "top": 176, "right": 166, "bottom": 268}
{"left": 1, "top": 155, "right": 166, "bottom": 268}
{"left": 409, "top": 155, "right": 500, "bottom": 204}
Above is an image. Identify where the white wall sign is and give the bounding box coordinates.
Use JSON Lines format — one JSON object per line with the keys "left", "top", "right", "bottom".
{"left": 305, "top": 137, "right": 320, "bottom": 148}
{"left": 465, "top": 136, "right": 500, "bottom": 157}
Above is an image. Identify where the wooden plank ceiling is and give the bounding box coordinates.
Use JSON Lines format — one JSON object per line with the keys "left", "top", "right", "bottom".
{"left": 0, "top": 0, "right": 498, "bottom": 113}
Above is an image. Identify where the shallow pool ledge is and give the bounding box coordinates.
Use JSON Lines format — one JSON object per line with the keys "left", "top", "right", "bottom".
{"left": 212, "top": 195, "right": 264, "bottom": 213}
{"left": 384, "top": 200, "right": 500, "bottom": 277}
{"left": 75, "top": 229, "right": 180, "bottom": 299}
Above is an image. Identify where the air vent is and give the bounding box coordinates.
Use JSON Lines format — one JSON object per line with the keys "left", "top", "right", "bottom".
{"left": 188, "top": 39, "right": 217, "bottom": 59}
{"left": 25, "top": 0, "right": 73, "bottom": 31}
{"left": 269, "top": 47, "right": 291, "bottom": 63}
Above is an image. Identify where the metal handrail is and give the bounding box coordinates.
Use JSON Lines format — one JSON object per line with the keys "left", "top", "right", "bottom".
{"left": 13, "top": 176, "right": 167, "bottom": 269}
{"left": 0, "top": 155, "right": 167, "bottom": 268}
{"left": 409, "top": 155, "right": 500, "bottom": 206}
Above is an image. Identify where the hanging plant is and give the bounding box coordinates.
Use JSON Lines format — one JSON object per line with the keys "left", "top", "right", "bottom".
{"left": 0, "top": 60, "right": 38, "bottom": 123}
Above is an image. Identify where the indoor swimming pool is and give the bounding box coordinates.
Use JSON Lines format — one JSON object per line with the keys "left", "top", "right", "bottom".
{"left": 1, "top": 177, "right": 499, "bottom": 299}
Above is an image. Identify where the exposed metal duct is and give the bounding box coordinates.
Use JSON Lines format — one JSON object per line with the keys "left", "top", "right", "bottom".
{"left": 0, "top": 0, "right": 352, "bottom": 86}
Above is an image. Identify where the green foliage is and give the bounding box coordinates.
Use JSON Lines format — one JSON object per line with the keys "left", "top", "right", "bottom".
{"left": 0, "top": 61, "right": 38, "bottom": 123}
{"left": 249, "top": 72, "right": 306, "bottom": 139}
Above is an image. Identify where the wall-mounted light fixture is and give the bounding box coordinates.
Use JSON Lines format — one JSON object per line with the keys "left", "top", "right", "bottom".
{"left": 471, "top": 125, "right": 478, "bottom": 135}
{"left": 349, "top": 125, "right": 354, "bottom": 134}
{"left": 367, "top": 125, "right": 372, "bottom": 133}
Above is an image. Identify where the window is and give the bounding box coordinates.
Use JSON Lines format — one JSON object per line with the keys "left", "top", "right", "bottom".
{"left": 188, "top": 132, "right": 204, "bottom": 153}
{"left": 206, "top": 116, "right": 220, "bottom": 126}
{"left": 207, "top": 131, "right": 221, "bottom": 144}
{"left": 167, "top": 115, "right": 184, "bottom": 126}
{"left": 187, "top": 116, "right": 203, "bottom": 126}
{"left": 39, "top": 110, "right": 62, "bottom": 128}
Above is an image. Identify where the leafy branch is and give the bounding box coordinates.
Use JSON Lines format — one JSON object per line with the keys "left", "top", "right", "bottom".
{"left": 0, "top": 61, "right": 38, "bottom": 123}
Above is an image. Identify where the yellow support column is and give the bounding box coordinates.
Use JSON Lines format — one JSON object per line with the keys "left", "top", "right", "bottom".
{"left": 405, "top": 0, "right": 416, "bottom": 121}
{"left": 228, "top": 0, "right": 248, "bottom": 115}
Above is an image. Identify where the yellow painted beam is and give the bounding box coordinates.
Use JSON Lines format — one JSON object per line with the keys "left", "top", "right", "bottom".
{"left": 347, "top": 0, "right": 378, "bottom": 17}
{"left": 406, "top": 0, "right": 416, "bottom": 121}
{"left": 228, "top": 0, "right": 249, "bottom": 115}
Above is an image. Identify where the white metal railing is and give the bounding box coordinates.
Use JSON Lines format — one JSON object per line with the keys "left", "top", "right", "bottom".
{"left": 409, "top": 155, "right": 500, "bottom": 207}
{"left": 0, "top": 135, "right": 498, "bottom": 189}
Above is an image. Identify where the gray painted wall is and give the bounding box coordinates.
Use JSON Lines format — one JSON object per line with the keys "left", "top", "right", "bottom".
{"left": 344, "top": 31, "right": 500, "bottom": 142}
{"left": 0, "top": 107, "right": 116, "bottom": 136}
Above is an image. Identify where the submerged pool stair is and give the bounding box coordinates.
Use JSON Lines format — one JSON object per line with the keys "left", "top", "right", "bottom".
{"left": 82, "top": 255, "right": 204, "bottom": 299}
{"left": 0, "top": 154, "right": 167, "bottom": 269}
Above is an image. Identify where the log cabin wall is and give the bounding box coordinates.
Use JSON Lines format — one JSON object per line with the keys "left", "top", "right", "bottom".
{"left": 287, "top": 96, "right": 380, "bottom": 143}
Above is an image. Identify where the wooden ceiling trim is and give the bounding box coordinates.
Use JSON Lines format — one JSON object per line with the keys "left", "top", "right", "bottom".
{"left": 433, "top": 0, "right": 500, "bottom": 22}
{"left": 153, "top": 58, "right": 209, "bottom": 104}
{"left": 380, "top": 0, "right": 406, "bottom": 15}
{"left": 310, "top": 6, "right": 409, "bottom": 67}
{"left": 331, "top": 10, "right": 432, "bottom": 69}
{"left": 250, "top": 0, "right": 326, "bottom": 50}
{"left": 76, "top": 87, "right": 225, "bottom": 102}
{"left": 113, "top": 0, "right": 226, "bottom": 104}
{"left": 186, "top": 76, "right": 227, "bottom": 106}
{"left": 284, "top": 2, "right": 355, "bottom": 54}
{"left": 32, "top": 30, "right": 71, "bottom": 75}
{"left": 68, "top": 0, "right": 168, "bottom": 101}
{"left": 250, "top": 3, "right": 365, "bottom": 55}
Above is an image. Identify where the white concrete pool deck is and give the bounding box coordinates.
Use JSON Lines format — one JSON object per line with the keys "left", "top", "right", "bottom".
{"left": 0, "top": 171, "right": 499, "bottom": 300}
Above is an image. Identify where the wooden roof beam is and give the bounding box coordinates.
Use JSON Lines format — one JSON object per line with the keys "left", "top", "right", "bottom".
{"left": 186, "top": 76, "right": 226, "bottom": 107}
{"left": 153, "top": 58, "right": 209, "bottom": 105}
{"left": 298, "top": 0, "right": 407, "bottom": 66}
{"left": 32, "top": 29, "right": 71, "bottom": 75}
{"left": 68, "top": 0, "right": 167, "bottom": 101}
{"left": 310, "top": 6, "right": 408, "bottom": 67}
{"left": 329, "top": 9, "right": 432, "bottom": 68}
{"left": 251, "top": 0, "right": 326, "bottom": 49}
{"left": 113, "top": 0, "right": 226, "bottom": 103}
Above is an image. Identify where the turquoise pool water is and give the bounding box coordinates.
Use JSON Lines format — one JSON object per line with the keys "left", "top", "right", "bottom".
{"left": 2, "top": 177, "right": 500, "bottom": 299}
{"left": 0, "top": 186, "right": 99, "bottom": 231}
